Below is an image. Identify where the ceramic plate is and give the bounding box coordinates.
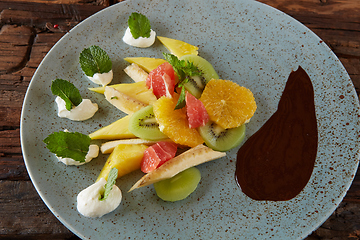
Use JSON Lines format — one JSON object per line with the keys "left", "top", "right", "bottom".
{"left": 20, "top": 0, "right": 360, "bottom": 239}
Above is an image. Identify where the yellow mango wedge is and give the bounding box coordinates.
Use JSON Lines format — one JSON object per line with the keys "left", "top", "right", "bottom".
{"left": 97, "top": 144, "right": 148, "bottom": 182}
{"left": 124, "top": 57, "right": 166, "bottom": 73}
{"left": 157, "top": 36, "right": 198, "bottom": 58}
{"left": 89, "top": 115, "right": 135, "bottom": 140}
{"left": 129, "top": 144, "right": 226, "bottom": 191}
{"left": 89, "top": 81, "right": 157, "bottom": 105}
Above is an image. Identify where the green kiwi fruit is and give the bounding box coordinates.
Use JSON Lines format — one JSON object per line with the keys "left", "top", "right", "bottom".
{"left": 154, "top": 167, "right": 201, "bottom": 202}
{"left": 128, "top": 105, "right": 168, "bottom": 141}
{"left": 180, "top": 54, "right": 219, "bottom": 98}
{"left": 198, "top": 121, "right": 246, "bottom": 152}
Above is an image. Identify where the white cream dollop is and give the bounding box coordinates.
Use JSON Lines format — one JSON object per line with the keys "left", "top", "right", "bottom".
{"left": 88, "top": 70, "right": 113, "bottom": 86}
{"left": 77, "top": 178, "right": 122, "bottom": 218}
{"left": 57, "top": 144, "right": 99, "bottom": 166}
{"left": 122, "top": 27, "right": 156, "bottom": 48}
{"left": 55, "top": 96, "right": 98, "bottom": 121}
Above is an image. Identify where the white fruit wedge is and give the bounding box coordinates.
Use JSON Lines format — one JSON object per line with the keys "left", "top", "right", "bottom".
{"left": 101, "top": 139, "right": 169, "bottom": 154}
{"left": 104, "top": 86, "right": 148, "bottom": 114}
{"left": 129, "top": 144, "right": 226, "bottom": 192}
{"left": 124, "top": 63, "right": 148, "bottom": 82}
{"left": 89, "top": 81, "right": 157, "bottom": 105}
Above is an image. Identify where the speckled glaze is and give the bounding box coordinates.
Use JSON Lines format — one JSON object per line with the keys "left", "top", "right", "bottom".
{"left": 20, "top": 0, "right": 360, "bottom": 239}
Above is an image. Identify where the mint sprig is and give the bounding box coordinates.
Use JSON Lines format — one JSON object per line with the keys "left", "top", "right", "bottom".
{"left": 51, "top": 79, "right": 82, "bottom": 111}
{"left": 128, "top": 12, "right": 151, "bottom": 39}
{"left": 163, "top": 53, "right": 202, "bottom": 109}
{"left": 79, "top": 45, "right": 112, "bottom": 77}
{"left": 43, "top": 131, "right": 91, "bottom": 162}
{"left": 100, "top": 168, "right": 118, "bottom": 201}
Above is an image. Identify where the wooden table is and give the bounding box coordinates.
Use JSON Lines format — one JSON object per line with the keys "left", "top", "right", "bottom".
{"left": 1, "top": 0, "right": 359, "bottom": 239}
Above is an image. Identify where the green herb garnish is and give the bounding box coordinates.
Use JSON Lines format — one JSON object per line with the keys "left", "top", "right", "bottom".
{"left": 163, "top": 53, "right": 202, "bottom": 109}
{"left": 51, "top": 79, "right": 82, "bottom": 111}
{"left": 100, "top": 168, "right": 118, "bottom": 201}
{"left": 128, "top": 12, "right": 151, "bottom": 39}
{"left": 79, "top": 45, "right": 112, "bottom": 77}
{"left": 43, "top": 131, "right": 91, "bottom": 162}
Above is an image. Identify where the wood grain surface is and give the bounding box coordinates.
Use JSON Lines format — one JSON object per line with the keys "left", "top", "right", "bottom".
{"left": 0, "top": 0, "right": 359, "bottom": 239}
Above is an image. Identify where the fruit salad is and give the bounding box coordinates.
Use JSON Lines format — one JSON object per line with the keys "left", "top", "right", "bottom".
{"left": 43, "top": 12, "right": 257, "bottom": 218}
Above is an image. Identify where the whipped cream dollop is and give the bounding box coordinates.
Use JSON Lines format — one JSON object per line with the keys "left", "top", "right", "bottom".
{"left": 122, "top": 27, "right": 156, "bottom": 48}
{"left": 77, "top": 178, "right": 122, "bottom": 218}
{"left": 57, "top": 144, "right": 99, "bottom": 166}
{"left": 88, "top": 70, "right": 113, "bottom": 86}
{"left": 55, "top": 97, "right": 98, "bottom": 121}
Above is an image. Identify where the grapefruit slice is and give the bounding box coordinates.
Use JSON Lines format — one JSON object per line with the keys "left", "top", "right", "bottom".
{"left": 146, "top": 62, "right": 177, "bottom": 98}
{"left": 185, "top": 92, "right": 209, "bottom": 128}
{"left": 141, "top": 141, "right": 178, "bottom": 173}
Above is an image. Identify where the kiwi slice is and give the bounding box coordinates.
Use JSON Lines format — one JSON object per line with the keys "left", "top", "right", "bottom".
{"left": 198, "top": 121, "right": 246, "bottom": 152}
{"left": 128, "top": 105, "right": 168, "bottom": 141}
{"left": 180, "top": 54, "right": 219, "bottom": 98}
{"left": 154, "top": 167, "right": 201, "bottom": 202}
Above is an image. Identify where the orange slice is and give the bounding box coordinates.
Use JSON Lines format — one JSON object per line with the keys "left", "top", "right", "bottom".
{"left": 153, "top": 94, "right": 204, "bottom": 147}
{"left": 200, "top": 79, "right": 257, "bottom": 129}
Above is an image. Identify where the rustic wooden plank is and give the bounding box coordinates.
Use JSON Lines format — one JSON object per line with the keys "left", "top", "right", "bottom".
{"left": 0, "top": 1, "right": 107, "bottom": 31}
{"left": 0, "top": 180, "right": 75, "bottom": 238}
{"left": 0, "top": 107, "right": 22, "bottom": 127}
{"left": 0, "top": 25, "right": 35, "bottom": 74}
{"left": 0, "top": 156, "right": 28, "bottom": 180}
{"left": 5, "top": 0, "right": 109, "bottom": 5}
{"left": 258, "top": 0, "right": 360, "bottom": 18}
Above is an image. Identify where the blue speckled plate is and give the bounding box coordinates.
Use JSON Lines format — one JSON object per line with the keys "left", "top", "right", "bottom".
{"left": 20, "top": 0, "right": 360, "bottom": 239}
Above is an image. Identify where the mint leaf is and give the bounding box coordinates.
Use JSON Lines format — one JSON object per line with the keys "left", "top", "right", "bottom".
{"left": 100, "top": 168, "right": 118, "bottom": 201}
{"left": 43, "top": 131, "right": 91, "bottom": 162}
{"left": 79, "top": 45, "right": 112, "bottom": 77}
{"left": 163, "top": 53, "right": 202, "bottom": 84}
{"left": 163, "top": 53, "right": 202, "bottom": 109}
{"left": 175, "top": 85, "right": 187, "bottom": 110}
{"left": 51, "top": 79, "right": 82, "bottom": 111}
{"left": 128, "top": 12, "right": 151, "bottom": 39}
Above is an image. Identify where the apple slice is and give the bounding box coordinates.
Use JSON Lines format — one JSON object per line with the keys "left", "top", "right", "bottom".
{"left": 104, "top": 86, "right": 147, "bottom": 114}
{"left": 124, "top": 63, "right": 148, "bottom": 82}
{"left": 128, "top": 144, "right": 226, "bottom": 191}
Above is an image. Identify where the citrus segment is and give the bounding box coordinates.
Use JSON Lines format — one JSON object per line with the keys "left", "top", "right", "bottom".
{"left": 157, "top": 36, "right": 198, "bottom": 58}
{"left": 185, "top": 92, "right": 209, "bottom": 128}
{"left": 153, "top": 95, "right": 204, "bottom": 147}
{"left": 146, "top": 62, "right": 177, "bottom": 98}
{"left": 200, "top": 79, "right": 257, "bottom": 129}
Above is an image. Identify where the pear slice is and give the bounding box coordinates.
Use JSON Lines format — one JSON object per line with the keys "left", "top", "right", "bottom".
{"left": 129, "top": 144, "right": 226, "bottom": 191}
{"left": 104, "top": 86, "right": 148, "bottom": 114}
{"left": 101, "top": 138, "right": 168, "bottom": 154}
{"left": 124, "top": 57, "right": 166, "bottom": 73}
{"left": 89, "top": 115, "right": 135, "bottom": 140}
{"left": 124, "top": 63, "right": 148, "bottom": 82}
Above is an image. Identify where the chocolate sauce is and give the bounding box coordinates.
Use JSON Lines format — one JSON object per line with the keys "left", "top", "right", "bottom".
{"left": 235, "top": 66, "right": 318, "bottom": 201}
